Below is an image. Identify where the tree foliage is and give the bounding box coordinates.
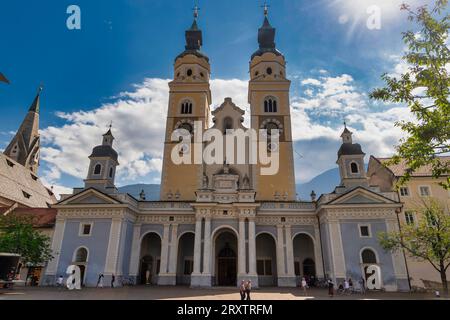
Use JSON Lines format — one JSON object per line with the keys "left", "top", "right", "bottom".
{"left": 379, "top": 199, "right": 450, "bottom": 293}
{"left": 0, "top": 214, "right": 53, "bottom": 266}
{"left": 370, "top": 0, "right": 450, "bottom": 189}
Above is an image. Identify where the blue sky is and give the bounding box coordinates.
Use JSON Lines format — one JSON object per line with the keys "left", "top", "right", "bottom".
{"left": 0, "top": 0, "right": 434, "bottom": 196}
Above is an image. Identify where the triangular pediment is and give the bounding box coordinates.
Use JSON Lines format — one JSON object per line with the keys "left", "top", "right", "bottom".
{"left": 58, "top": 188, "right": 122, "bottom": 205}
{"left": 328, "top": 187, "right": 397, "bottom": 205}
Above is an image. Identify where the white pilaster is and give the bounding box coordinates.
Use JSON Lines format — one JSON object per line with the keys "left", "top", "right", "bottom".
{"left": 192, "top": 218, "right": 202, "bottom": 275}
{"left": 202, "top": 218, "right": 211, "bottom": 275}
{"left": 238, "top": 219, "right": 246, "bottom": 275}
{"left": 328, "top": 220, "right": 346, "bottom": 280}
{"left": 45, "top": 218, "right": 66, "bottom": 275}
{"left": 313, "top": 223, "right": 325, "bottom": 278}
{"left": 159, "top": 224, "right": 170, "bottom": 274}
{"left": 248, "top": 219, "right": 257, "bottom": 275}
{"left": 276, "top": 225, "right": 286, "bottom": 276}
{"left": 104, "top": 218, "right": 123, "bottom": 274}
{"left": 168, "top": 224, "right": 179, "bottom": 274}
{"left": 128, "top": 223, "right": 142, "bottom": 277}
{"left": 284, "top": 225, "right": 295, "bottom": 276}
{"left": 386, "top": 219, "right": 408, "bottom": 279}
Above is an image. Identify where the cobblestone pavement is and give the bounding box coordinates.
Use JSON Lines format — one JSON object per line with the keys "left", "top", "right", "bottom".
{"left": 0, "top": 286, "right": 446, "bottom": 300}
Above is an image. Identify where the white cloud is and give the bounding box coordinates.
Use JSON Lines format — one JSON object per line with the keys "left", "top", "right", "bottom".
{"left": 39, "top": 73, "right": 413, "bottom": 188}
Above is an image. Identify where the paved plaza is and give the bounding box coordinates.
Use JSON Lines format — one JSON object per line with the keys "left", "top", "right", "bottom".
{"left": 0, "top": 286, "right": 446, "bottom": 300}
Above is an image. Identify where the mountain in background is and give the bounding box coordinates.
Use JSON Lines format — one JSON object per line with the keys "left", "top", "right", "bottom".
{"left": 118, "top": 168, "right": 341, "bottom": 202}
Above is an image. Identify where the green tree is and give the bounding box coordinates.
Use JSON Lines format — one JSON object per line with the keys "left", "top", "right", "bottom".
{"left": 0, "top": 214, "right": 53, "bottom": 266}
{"left": 370, "top": 0, "right": 450, "bottom": 189}
{"left": 379, "top": 199, "right": 450, "bottom": 294}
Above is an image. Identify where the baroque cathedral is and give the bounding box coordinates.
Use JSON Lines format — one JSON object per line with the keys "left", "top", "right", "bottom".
{"left": 41, "top": 9, "right": 410, "bottom": 291}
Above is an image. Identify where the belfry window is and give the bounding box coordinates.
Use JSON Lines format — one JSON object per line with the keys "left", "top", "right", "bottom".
{"left": 109, "top": 167, "right": 114, "bottom": 178}
{"left": 350, "top": 162, "right": 359, "bottom": 173}
{"left": 223, "top": 117, "right": 233, "bottom": 134}
{"left": 264, "top": 97, "right": 278, "bottom": 113}
{"left": 181, "top": 101, "right": 193, "bottom": 114}
{"left": 94, "top": 164, "right": 102, "bottom": 175}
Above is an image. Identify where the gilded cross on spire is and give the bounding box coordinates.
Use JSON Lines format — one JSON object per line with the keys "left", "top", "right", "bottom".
{"left": 193, "top": 4, "right": 200, "bottom": 20}
{"left": 108, "top": 120, "right": 113, "bottom": 130}
{"left": 262, "top": 1, "right": 270, "bottom": 17}
{"left": 38, "top": 83, "right": 44, "bottom": 94}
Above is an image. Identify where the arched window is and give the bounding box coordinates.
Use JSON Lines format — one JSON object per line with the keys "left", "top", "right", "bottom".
{"left": 264, "top": 97, "right": 278, "bottom": 113}
{"left": 93, "top": 164, "right": 102, "bottom": 175}
{"left": 223, "top": 117, "right": 233, "bottom": 134}
{"left": 181, "top": 100, "right": 193, "bottom": 114}
{"left": 361, "top": 249, "right": 377, "bottom": 264}
{"left": 109, "top": 167, "right": 114, "bottom": 178}
{"left": 75, "top": 248, "right": 88, "bottom": 263}
{"left": 351, "top": 162, "right": 359, "bottom": 173}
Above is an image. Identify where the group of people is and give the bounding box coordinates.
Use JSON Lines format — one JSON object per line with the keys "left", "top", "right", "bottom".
{"left": 239, "top": 280, "right": 253, "bottom": 300}
{"left": 55, "top": 273, "right": 116, "bottom": 288}
{"left": 327, "top": 277, "right": 366, "bottom": 297}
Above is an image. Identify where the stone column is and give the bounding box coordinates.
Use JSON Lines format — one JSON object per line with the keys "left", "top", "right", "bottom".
{"left": 128, "top": 223, "right": 142, "bottom": 281}
{"left": 202, "top": 218, "right": 212, "bottom": 275}
{"left": 44, "top": 218, "right": 66, "bottom": 284}
{"left": 284, "top": 225, "right": 295, "bottom": 277}
{"left": 168, "top": 224, "right": 179, "bottom": 275}
{"left": 238, "top": 218, "right": 246, "bottom": 276}
{"left": 158, "top": 224, "right": 176, "bottom": 285}
{"left": 248, "top": 219, "right": 257, "bottom": 275}
{"left": 192, "top": 218, "right": 203, "bottom": 275}
{"left": 313, "top": 223, "right": 325, "bottom": 278}
{"left": 276, "top": 225, "right": 286, "bottom": 278}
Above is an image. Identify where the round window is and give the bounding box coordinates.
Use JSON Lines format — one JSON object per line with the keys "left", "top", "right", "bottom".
{"left": 187, "top": 69, "right": 193, "bottom": 77}
{"left": 267, "top": 67, "right": 273, "bottom": 75}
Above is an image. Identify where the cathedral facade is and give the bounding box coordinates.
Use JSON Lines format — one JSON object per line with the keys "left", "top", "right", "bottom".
{"left": 43, "top": 11, "right": 410, "bottom": 291}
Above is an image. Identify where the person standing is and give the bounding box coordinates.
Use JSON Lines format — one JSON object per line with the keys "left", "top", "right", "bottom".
{"left": 96, "top": 274, "right": 104, "bottom": 288}
{"left": 111, "top": 274, "right": 115, "bottom": 288}
{"left": 57, "top": 275, "right": 64, "bottom": 288}
{"left": 348, "top": 278, "right": 353, "bottom": 294}
{"left": 359, "top": 277, "right": 366, "bottom": 295}
{"left": 301, "top": 277, "right": 308, "bottom": 296}
{"left": 343, "top": 279, "right": 350, "bottom": 295}
{"left": 245, "top": 280, "right": 252, "bottom": 301}
{"left": 239, "top": 281, "right": 246, "bottom": 300}
{"left": 327, "top": 279, "right": 334, "bottom": 298}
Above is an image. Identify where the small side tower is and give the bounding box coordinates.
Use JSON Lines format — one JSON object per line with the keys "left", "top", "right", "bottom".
{"left": 4, "top": 87, "right": 42, "bottom": 173}
{"left": 84, "top": 127, "right": 119, "bottom": 193}
{"left": 336, "top": 124, "right": 368, "bottom": 189}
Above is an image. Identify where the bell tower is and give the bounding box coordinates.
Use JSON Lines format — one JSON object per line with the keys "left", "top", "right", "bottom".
{"left": 248, "top": 6, "right": 296, "bottom": 201}
{"left": 160, "top": 7, "right": 212, "bottom": 201}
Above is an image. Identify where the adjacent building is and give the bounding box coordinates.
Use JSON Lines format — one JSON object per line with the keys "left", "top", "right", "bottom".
{"left": 368, "top": 156, "right": 450, "bottom": 289}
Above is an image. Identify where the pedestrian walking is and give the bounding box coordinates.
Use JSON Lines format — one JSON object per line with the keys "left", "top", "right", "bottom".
{"left": 245, "top": 280, "right": 252, "bottom": 300}
{"left": 348, "top": 278, "right": 353, "bottom": 293}
{"left": 327, "top": 279, "right": 334, "bottom": 297}
{"left": 111, "top": 274, "right": 115, "bottom": 288}
{"left": 96, "top": 274, "right": 104, "bottom": 288}
{"left": 301, "top": 277, "right": 308, "bottom": 296}
{"left": 239, "top": 280, "right": 246, "bottom": 300}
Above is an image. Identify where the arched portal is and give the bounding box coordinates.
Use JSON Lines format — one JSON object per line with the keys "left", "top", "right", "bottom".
{"left": 139, "top": 233, "right": 161, "bottom": 285}
{"left": 176, "top": 232, "right": 195, "bottom": 285}
{"left": 73, "top": 247, "right": 88, "bottom": 286}
{"left": 214, "top": 230, "right": 238, "bottom": 286}
{"left": 256, "top": 233, "right": 277, "bottom": 286}
{"left": 293, "top": 233, "right": 316, "bottom": 285}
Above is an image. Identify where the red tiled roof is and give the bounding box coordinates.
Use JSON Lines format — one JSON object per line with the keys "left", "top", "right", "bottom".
{"left": 0, "top": 207, "right": 57, "bottom": 228}
{"left": 376, "top": 156, "right": 450, "bottom": 177}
